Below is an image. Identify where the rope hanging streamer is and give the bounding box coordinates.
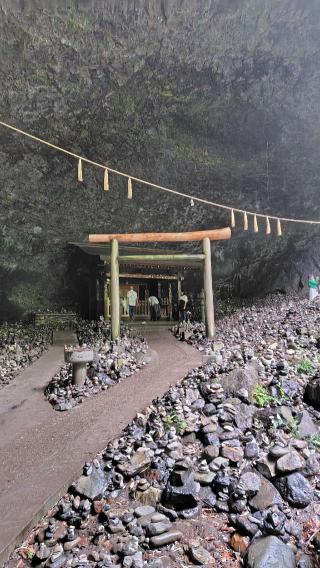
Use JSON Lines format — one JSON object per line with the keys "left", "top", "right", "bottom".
{"left": 104, "top": 168, "right": 109, "bottom": 191}
{"left": 1, "top": 120, "right": 320, "bottom": 233}
{"left": 127, "top": 177, "right": 133, "bottom": 199}
{"left": 253, "top": 215, "right": 258, "bottom": 233}
{"left": 266, "top": 217, "right": 271, "bottom": 235}
{"left": 243, "top": 212, "right": 248, "bottom": 231}
{"left": 77, "top": 158, "right": 83, "bottom": 182}
{"left": 277, "top": 218, "right": 282, "bottom": 236}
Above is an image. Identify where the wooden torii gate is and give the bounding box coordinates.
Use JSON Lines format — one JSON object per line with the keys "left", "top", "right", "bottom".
{"left": 88, "top": 228, "right": 231, "bottom": 340}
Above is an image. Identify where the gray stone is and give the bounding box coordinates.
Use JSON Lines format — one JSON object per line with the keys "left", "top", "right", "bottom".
{"left": 117, "top": 450, "right": 151, "bottom": 477}
{"left": 134, "top": 505, "right": 155, "bottom": 517}
{"left": 73, "top": 466, "right": 108, "bottom": 500}
{"left": 275, "top": 473, "right": 314, "bottom": 508}
{"left": 202, "top": 445, "right": 219, "bottom": 461}
{"left": 220, "top": 363, "right": 259, "bottom": 402}
{"left": 276, "top": 450, "right": 305, "bottom": 473}
{"left": 245, "top": 536, "right": 295, "bottom": 568}
{"left": 146, "top": 520, "right": 172, "bottom": 536}
{"left": 150, "top": 530, "right": 183, "bottom": 547}
{"left": 238, "top": 472, "right": 261, "bottom": 495}
{"left": 297, "top": 410, "right": 318, "bottom": 437}
{"left": 189, "top": 545, "right": 212, "bottom": 565}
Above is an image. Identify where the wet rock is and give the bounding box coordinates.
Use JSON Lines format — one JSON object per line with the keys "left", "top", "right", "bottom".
{"left": 275, "top": 473, "right": 314, "bottom": 507}
{"left": 245, "top": 536, "right": 295, "bottom": 568}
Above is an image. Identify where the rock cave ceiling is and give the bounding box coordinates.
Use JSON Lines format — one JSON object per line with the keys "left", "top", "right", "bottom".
{"left": 1, "top": 0, "right": 320, "bottom": 316}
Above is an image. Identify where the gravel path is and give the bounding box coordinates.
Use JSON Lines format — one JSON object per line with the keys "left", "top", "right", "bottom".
{"left": 0, "top": 326, "right": 201, "bottom": 565}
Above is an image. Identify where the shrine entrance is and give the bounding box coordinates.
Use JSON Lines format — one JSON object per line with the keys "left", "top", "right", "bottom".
{"left": 88, "top": 227, "right": 231, "bottom": 339}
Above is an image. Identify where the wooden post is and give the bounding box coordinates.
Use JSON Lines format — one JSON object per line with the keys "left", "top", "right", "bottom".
{"left": 203, "top": 237, "right": 215, "bottom": 338}
{"left": 200, "top": 288, "right": 206, "bottom": 324}
{"left": 168, "top": 283, "right": 172, "bottom": 320}
{"left": 111, "top": 239, "right": 120, "bottom": 340}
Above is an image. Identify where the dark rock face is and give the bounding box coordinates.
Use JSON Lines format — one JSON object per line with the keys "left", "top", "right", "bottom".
{"left": 1, "top": 1, "right": 320, "bottom": 317}
{"left": 163, "top": 468, "right": 198, "bottom": 510}
{"left": 304, "top": 377, "right": 320, "bottom": 410}
{"left": 274, "top": 473, "right": 314, "bottom": 508}
{"left": 245, "top": 536, "right": 295, "bottom": 568}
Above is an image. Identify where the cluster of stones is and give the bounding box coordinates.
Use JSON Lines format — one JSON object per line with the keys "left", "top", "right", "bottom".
{"left": 46, "top": 323, "right": 148, "bottom": 411}
{"left": 0, "top": 323, "right": 53, "bottom": 388}
{"left": 10, "top": 295, "right": 320, "bottom": 567}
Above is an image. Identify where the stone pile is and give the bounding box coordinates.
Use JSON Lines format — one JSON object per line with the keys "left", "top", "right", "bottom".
{"left": 0, "top": 323, "right": 52, "bottom": 389}
{"left": 8, "top": 295, "right": 320, "bottom": 567}
{"left": 46, "top": 323, "right": 148, "bottom": 411}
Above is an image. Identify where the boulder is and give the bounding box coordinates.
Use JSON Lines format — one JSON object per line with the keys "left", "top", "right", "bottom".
{"left": 245, "top": 536, "right": 295, "bottom": 568}
{"left": 275, "top": 473, "right": 313, "bottom": 508}
{"left": 219, "top": 363, "right": 259, "bottom": 402}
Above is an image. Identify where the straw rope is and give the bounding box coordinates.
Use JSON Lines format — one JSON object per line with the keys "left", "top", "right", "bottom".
{"left": 0, "top": 119, "right": 319, "bottom": 226}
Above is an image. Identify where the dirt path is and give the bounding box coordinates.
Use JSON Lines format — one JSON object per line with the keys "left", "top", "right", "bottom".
{"left": 0, "top": 327, "right": 201, "bottom": 565}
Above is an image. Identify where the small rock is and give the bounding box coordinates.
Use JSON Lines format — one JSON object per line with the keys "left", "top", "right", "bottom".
{"left": 150, "top": 530, "right": 183, "bottom": 547}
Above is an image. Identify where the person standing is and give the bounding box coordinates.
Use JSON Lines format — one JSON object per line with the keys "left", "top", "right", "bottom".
{"left": 127, "top": 286, "right": 138, "bottom": 320}
{"left": 308, "top": 274, "right": 319, "bottom": 301}
{"left": 148, "top": 295, "right": 160, "bottom": 321}
{"left": 178, "top": 292, "right": 188, "bottom": 322}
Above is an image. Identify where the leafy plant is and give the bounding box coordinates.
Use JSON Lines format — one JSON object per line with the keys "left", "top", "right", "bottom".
{"left": 310, "top": 433, "right": 320, "bottom": 447}
{"left": 164, "top": 413, "right": 187, "bottom": 434}
{"left": 268, "top": 416, "right": 299, "bottom": 438}
{"left": 253, "top": 385, "right": 274, "bottom": 407}
{"left": 297, "top": 359, "right": 315, "bottom": 375}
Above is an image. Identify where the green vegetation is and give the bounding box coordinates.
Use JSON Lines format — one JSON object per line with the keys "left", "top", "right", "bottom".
{"left": 269, "top": 416, "right": 299, "bottom": 438}
{"left": 310, "top": 433, "right": 320, "bottom": 448}
{"left": 297, "top": 359, "right": 315, "bottom": 375}
{"left": 253, "top": 385, "right": 274, "bottom": 407}
{"left": 164, "top": 413, "right": 187, "bottom": 434}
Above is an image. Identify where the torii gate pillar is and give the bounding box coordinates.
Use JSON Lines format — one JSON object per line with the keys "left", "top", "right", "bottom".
{"left": 110, "top": 238, "right": 120, "bottom": 340}
{"left": 203, "top": 237, "right": 215, "bottom": 338}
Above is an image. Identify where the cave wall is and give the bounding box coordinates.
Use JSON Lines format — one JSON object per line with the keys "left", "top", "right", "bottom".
{"left": 1, "top": 0, "right": 320, "bottom": 319}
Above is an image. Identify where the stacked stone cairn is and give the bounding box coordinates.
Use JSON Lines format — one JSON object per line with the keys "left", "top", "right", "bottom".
{"left": 0, "top": 323, "right": 52, "bottom": 388}
{"left": 46, "top": 322, "right": 148, "bottom": 411}
{"left": 8, "top": 295, "right": 320, "bottom": 567}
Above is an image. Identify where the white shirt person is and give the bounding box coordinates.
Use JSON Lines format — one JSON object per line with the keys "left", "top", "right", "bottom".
{"left": 127, "top": 287, "right": 138, "bottom": 320}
